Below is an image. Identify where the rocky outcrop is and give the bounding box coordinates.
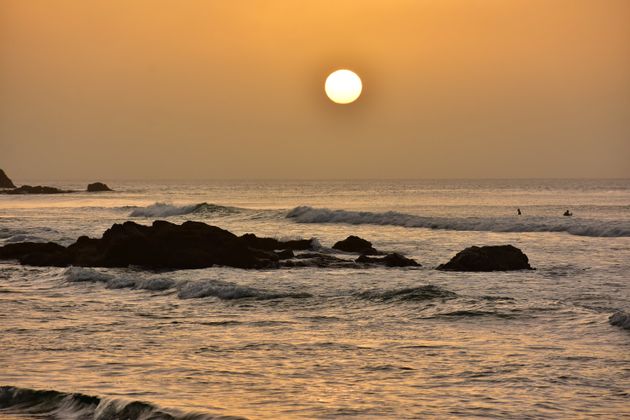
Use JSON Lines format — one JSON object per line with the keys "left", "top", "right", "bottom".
{"left": 332, "top": 235, "right": 380, "bottom": 255}
{"left": 609, "top": 311, "right": 630, "bottom": 330}
{"left": 0, "top": 221, "right": 425, "bottom": 270}
{"left": 87, "top": 182, "right": 112, "bottom": 192}
{"left": 0, "top": 221, "right": 320, "bottom": 269}
{"left": 0, "top": 169, "right": 16, "bottom": 188}
{"left": 437, "top": 245, "right": 533, "bottom": 271}
{"left": 0, "top": 185, "right": 70, "bottom": 194}
{"left": 356, "top": 253, "right": 420, "bottom": 267}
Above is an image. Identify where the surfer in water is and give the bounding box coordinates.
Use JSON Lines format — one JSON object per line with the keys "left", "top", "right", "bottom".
{"left": 563, "top": 210, "right": 573, "bottom": 217}
{"left": 517, "top": 208, "right": 522, "bottom": 215}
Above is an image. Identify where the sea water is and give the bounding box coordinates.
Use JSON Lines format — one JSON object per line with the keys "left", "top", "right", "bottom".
{"left": 1, "top": 179, "right": 629, "bottom": 418}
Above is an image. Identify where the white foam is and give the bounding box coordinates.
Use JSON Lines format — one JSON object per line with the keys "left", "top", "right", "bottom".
{"left": 63, "top": 267, "right": 175, "bottom": 292}
{"left": 286, "top": 206, "right": 630, "bottom": 238}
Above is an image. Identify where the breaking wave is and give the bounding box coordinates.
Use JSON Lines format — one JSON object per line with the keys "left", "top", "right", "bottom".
{"left": 177, "top": 279, "right": 312, "bottom": 300}
{"left": 63, "top": 267, "right": 310, "bottom": 301}
{"left": 0, "top": 385, "right": 240, "bottom": 420}
{"left": 129, "top": 202, "right": 240, "bottom": 217}
{"left": 286, "top": 206, "right": 630, "bottom": 237}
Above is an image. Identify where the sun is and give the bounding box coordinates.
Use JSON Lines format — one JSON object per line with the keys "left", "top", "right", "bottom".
{"left": 325, "top": 69, "right": 362, "bottom": 104}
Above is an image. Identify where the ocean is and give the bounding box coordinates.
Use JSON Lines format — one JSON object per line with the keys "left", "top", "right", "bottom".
{"left": 1, "top": 179, "right": 629, "bottom": 419}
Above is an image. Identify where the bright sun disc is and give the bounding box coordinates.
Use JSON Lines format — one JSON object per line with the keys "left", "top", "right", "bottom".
{"left": 325, "top": 69, "right": 362, "bottom": 104}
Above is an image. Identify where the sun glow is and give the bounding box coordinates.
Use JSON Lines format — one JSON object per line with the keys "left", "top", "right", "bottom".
{"left": 325, "top": 69, "right": 362, "bottom": 104}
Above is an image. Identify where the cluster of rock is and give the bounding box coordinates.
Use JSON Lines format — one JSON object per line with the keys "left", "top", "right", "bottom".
{"left": 0, "top": 220, "right": 534, "bottom": 271}
{"left": 0, "top": 169, "right": 113, "bottom": 194}
{"left": 0, "top": 221, "right": 422, "bottom": 269}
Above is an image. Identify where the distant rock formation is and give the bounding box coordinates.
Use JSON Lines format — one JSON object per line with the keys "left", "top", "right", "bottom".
{"left": 437, "top": 245, "right": 533, "bottom": 271}
{"left": 356, "top": 253, "right": 420, "bottom": 267}
{"left": 332, "top": 235, "right": 380, "bottom": 255}
{"left": 0, "top": 169, "right": 16, "bottom": 188}
{"left": 609, "top": 311, "right": 630, "bottom": 330}
{"left": 86, "top": 182, "right": 112, "bottom": 192}
{"left": 0, "top": 185, "right": 69, "bottom": 194}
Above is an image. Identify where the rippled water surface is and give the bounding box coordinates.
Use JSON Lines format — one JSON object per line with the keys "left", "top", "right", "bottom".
{"left": 1, "top": 180, "right": 629, "bottom": 418}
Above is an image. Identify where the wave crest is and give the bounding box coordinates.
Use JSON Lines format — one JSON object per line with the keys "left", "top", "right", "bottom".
{"left": 129, "top": 202, "right": 239, "bottom": 217}
{"left": 177, "top": 279, "right": 311, "bottom": 300}
{"left": 0, "top": 385, "right": 237, "bottom": 420}
{"left": 287, "top": 206, "right": 630, "bottom": 237}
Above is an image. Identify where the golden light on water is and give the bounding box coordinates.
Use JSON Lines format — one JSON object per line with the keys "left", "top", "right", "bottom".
{"left": 324, "top": 69, "right": 362, "bottom": 104}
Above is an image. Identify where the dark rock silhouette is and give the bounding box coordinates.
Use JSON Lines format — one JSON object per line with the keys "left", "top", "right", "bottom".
{"left": 356, "top": 253, "right": 420, "bottom": 267}
{"left": 276, "top": 249, "right": 295, "bottom": 260}
{"left": 0, "top": 185, "right": 70, "bottom": 194}
{"left": 0, "top": 220, "right": 320, "bottom": 269}
{"left": 609, "top": 311, "right": 630, "bottom": 330}
{"left": 0, "top": 221, "right": 424, "bottom": 270}
{"left": 437, "top": 245, "right": 533, "bottom": 271}
{"left": 332, "top": 235, "right": 380, "bottom": 255}
{"left": 87, "top": 182, "right": 112, "bottom": 192}
{"left": 0, "top": 169, "right": 16, "bottom": 188}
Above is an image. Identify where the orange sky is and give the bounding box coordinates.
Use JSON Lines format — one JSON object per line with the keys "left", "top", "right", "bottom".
{"left": 1, "top": 0, "right": 628, "bottom": 180}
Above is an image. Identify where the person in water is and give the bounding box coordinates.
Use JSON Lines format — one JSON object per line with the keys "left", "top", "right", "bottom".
{"left": 563, "top": 210, "right": 573, "bottom": 216}
{"left": 517, "top": 208, "right": 522, "bottom": 215}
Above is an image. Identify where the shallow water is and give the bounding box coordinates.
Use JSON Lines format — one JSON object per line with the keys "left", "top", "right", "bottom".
{"left": 1, "top": 179, "right": 629, "bottom": 418}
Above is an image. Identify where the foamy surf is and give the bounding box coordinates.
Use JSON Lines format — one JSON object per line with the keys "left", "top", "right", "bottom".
{"left": 62, "top": 267, "right": 311, "bottom": 301}
{"left": 286, "top": 206, "right": 630, "bottom": 237}
{"left": 0, "top": 385, "right": 241, "bottom": 420}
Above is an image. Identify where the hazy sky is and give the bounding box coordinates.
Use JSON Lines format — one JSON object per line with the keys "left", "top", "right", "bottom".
{"left": 1, "top": 0, "right": 629, "bottom": 180}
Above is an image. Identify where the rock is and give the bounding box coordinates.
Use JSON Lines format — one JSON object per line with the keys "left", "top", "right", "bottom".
{"left": 0, "top": 169, "right": 16, "bottom": 188}
{"left": 0, "top": 242, "right": 67, "bottom": 262}
{"left": 356, "top": 253, "right": 421, "bottom": 267}
{"left": 609, "top": 311, "right": 630, "bottom": 330}
{"left": 0, "top": 221, "right": 308, "bottom": 269}
{"left": 0, "top": 185, "right": 69, "bottom": 194}
{"left": 332, "top": 235, "right": 380, "bottom": 255}
{"left": 0, "top": 221, "right": 424, "bottom": 271}
{"left": 437, "top": 245, "right": 533, "bottom": 271}
{"left": 276, "top": 249, "right": 295, "bottom": 260}
{"left": 86, "top": 182, "right": 112, "bottom": 192}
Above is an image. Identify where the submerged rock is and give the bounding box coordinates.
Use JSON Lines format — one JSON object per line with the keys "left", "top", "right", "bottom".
{"left": 356, "top": 253, "right": 420, "bottom": 267}
{"left": 0, "top": 169, "right": 16, "bottom": 188}
{"left": 609, "top": 311, "right": 630, "bottom": 330}
{"left": 437, "top": 245, "right": 533, "bottom": 271}
{"left": 0, "top": 185, "right": 70, "bottom": 194}
{"left": 87, "top": 182, "right": 112, "bottom": 192}
{"left": 332, "top": 235, "right": 380, "bottom": 255}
